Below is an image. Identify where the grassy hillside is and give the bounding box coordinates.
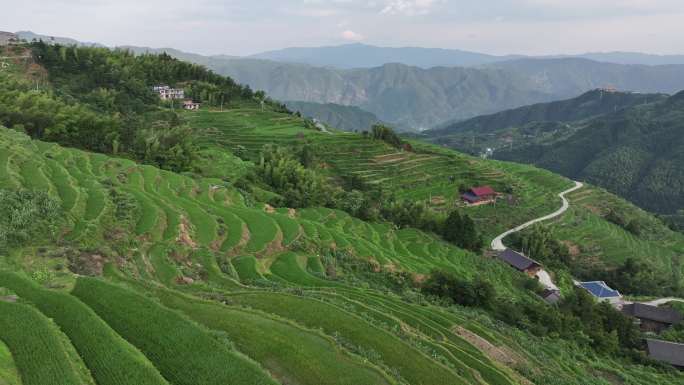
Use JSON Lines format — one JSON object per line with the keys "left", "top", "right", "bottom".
{"left": 1, "top": 43, "right": 684, "bottom": 385}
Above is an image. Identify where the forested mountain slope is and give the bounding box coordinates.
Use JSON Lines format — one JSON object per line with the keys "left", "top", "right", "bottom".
{"left": 429, "top": 89, "right": 666, "bottom": 137}
{"left": 494, "top": 91, "right": 684, "bottom": 217}
{"left": 1, "top": 42, "right": 683, "bottom": 385}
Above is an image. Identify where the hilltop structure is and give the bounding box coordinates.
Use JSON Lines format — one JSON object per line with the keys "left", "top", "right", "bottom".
{"left": 622, "top": 303, "right": 683, "bottom": 333}
{"left": 461, "top": 186, "right": 498, "bottom": 206}
{"left": 153, "top": 85, "right": 185, "bottom": 100}
{"left": 577, "top": 281, "right": 622, "bottom": 304}
{"left": 183, "top": 100, "right": 200, "bottom": 111}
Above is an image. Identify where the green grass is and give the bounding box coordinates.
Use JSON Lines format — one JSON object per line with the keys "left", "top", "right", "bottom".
{"left": 0, "top": 301, "right": 83, "bottom": 385}
{"left": 228, "top": 292, "right": 465, "bottom": 385}
{"left": 269, "top": 252, "right": 336, "bottom": 287}
{"left": 0, "top": 272, "right": 169, "bottom": 385}
{"left": 72, "top": 277, "right": 278, "bottom": 385}
{"left": 0, "top": 339, "right": 20, "bottom": 385}
{"left": 156, "top": 289, "right": 393, "bottom": 385}
{"left": 232, "top": 256, "right": 265, "bottom": 282}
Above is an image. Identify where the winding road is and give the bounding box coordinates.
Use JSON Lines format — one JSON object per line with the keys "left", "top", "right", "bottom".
{"left": 491, "top": 181, "right": 584, "bottom": 251}
{"left": 489, "top": 181, "right": 684, "bottom": 306}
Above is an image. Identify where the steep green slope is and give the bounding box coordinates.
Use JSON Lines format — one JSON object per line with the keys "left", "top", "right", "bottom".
{"left": 495, "top": 91, "right": 684, "bottom": 217}
{"left": 3, "top": 125, "right": 683, "bottom": 384}
{"left": 426, "top": 89, "right": 666, "bottom": 154}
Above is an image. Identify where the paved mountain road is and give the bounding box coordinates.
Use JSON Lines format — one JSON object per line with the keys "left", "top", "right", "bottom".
{"left": 491, "top": 181, "right": 584, "bottom": 251}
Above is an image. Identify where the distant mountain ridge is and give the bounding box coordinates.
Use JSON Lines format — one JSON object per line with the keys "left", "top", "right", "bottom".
{"left": 434, "top": 90, "right": 684, "bottom": 217}
{"left": 16, "top": 31, "right": 684, "bottom": 130}
{"left": 284, "top": 101, "right": 383, "bottom": 132}
{"left": 428, "top": 89, "right": 667, "bottom": 137}
{"left": 249, "top": 43, "right": 521, "bottom": 69}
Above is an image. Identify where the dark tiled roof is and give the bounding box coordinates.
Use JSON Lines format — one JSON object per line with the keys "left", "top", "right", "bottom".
{"left": 622, "top": 303, "right": 683, "bottom": 325}
{"left": 578, "top": 281, "right": 621, "bottom": 299}
{"left": 462, "top": 192, "right": 480, "bottom": 203}
{"left": 498, "top": 249, "right": 540, "bottom": 271}
{"left": 647, "top": 339, "right": 684, "bottom": 367}
{"left": 542, "top": 289, "right": 561, "bottom": 304}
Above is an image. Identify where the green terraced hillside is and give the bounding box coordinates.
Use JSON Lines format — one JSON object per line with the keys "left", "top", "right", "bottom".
{"left": 1, "top": 126, "right": 683, "bottom": 385}
{"left": 1, "top": 42, "right": 683, "bottom": 385}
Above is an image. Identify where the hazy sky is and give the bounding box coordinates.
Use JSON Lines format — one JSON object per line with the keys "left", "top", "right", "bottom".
{"left": 3, "top": 0, "right": 684, "bottom": 56}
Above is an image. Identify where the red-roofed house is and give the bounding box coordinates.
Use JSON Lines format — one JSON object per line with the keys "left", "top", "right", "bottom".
{"left": 461, "top": 186, "right": 498, "bottom": 205}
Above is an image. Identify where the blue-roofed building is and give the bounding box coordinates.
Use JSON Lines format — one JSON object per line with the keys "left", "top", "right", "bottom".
{"left": 577, "top": 281, "right": 622, "bottom": 304}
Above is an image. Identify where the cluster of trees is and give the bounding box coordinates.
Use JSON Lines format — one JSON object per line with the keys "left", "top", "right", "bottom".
{"left": 606, "top": 209, "right": 646, "bottom": 236}
{"left": 0, "top": 189, "right": 61, "bottom": 253}
{"left": 442, "top": 211, "right": 484, "bottom": 252}
{"left": 596, "top": 258, "right": 677, "bottom": 298}
{"left": 255, "top": 144, "right": 333, "bottom": 208}
{"left": 509, "top": 225, "right": 570, "bottom": 270}
{"left": 421, "top": 269, "right": 642, "bottom": 355}
{"left": 0, "top": 42, "right": 282, "bottom": 172}
{"left": 510, "top": 225, "right": 681, "bottom": 297}
{"left": 252, "top": 144, "right": 484, "bottom": 251}
{"left": 422, "top": 271, "right": 495, "bottom": 308}
{"left": 367, "top": 124, "right": 405, "bottom": 149}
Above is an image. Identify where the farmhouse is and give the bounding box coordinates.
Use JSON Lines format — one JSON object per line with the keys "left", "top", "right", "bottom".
{"left": 153, "top": 85, "right": 185, "bottom": 100}
{"left": 462, "top": 186, "right": 498, "bottom": 205}
{"left": 622, "top": 303, "right": 683, "bottom": 333}
{"left": 541, "top": 289, "right": 561, "bottom": 304}
{"left": 577, "top": 281, "right": 622, "bottom": 304}
{"left": 646, "top": 339, "right": 684, "bottom": 368}
{"left": 183, "top": 100, "right": 200, "bottom": 111}
{"left": 497, "top": 249, "right": 542, "bottom": 277}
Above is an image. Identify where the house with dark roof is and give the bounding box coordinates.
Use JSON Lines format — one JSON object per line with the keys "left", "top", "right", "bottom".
{"left": 622, "top": 303, "right": 683, "bottom": 333}
{"left": 461, "top": 186, "right": 498, "bottom": 206}
{"left": 497, "top": 249, "right": 542, "bottom": 277}
{"left": 541, "top": 289, "right": 561, "bottom": 304}
{"left": 577, "top": 281, "right": 622, "bottom": 304}
{"left": 647, "top": 339, "right": 684, "bottom": 368}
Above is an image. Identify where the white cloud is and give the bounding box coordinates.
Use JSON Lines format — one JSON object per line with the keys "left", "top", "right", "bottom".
{"left": 380, "top": 0, "right": 440, "bottom": 16}
{"left": 341, "top": 30, "right": 365, "bottom": 41}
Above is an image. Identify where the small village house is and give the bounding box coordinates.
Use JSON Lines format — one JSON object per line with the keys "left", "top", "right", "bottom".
{"left": 622, "top": 303, "right": 683, "bottom": 333}
{"left": 462, "top": 186, "right": 498, "bottom": 206}
{"left": 497, "top": 249, "right": 542, "bottom": 277}
{"left": 153, "top": 85, "right": 185, "bottom": 100}
{"left": 182, "top": 100, "right": 200, "bottom": 111}
{"left": 646, "top": 339, "right": 684, "bottom": 368}
{"left": 577, "top": 281, "right": 622, "bottom": 304}
{"left": 541, "top": 289, "right": 561, "bottom": 304}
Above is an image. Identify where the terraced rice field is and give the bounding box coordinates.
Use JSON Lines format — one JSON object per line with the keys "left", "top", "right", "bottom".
{"left": 2, "top": 123, "right": 682, "bottom": 385}
{"left": 187, "top": 109, "right": 575, "bottom": 240}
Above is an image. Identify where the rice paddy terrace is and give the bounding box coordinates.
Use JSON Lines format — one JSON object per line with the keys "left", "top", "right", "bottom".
{"left": 188, "top": 107, "right": 684, "bottom": 285}
{"left": 2, "top": 125, "right": 682, "bottom": 385}
{"left": 189, "top": 108, "right": 573, "bottom": 240}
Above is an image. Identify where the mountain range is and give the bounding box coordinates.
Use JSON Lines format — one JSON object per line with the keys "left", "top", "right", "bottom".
{"left": 15, "top": 31, "right": 684, "bottom": 131}
{"left": 427, "top": 89, "right": 684, "bottom": 218}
